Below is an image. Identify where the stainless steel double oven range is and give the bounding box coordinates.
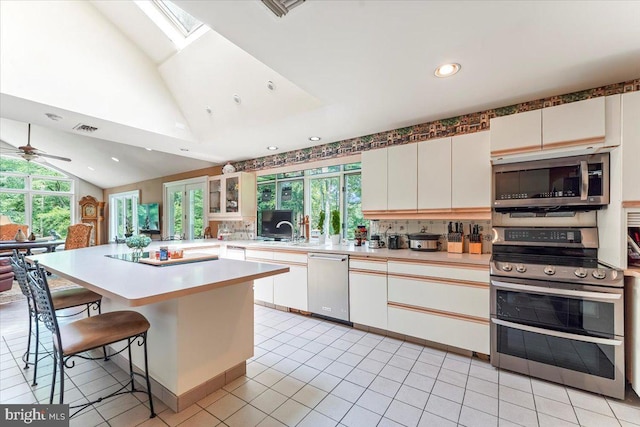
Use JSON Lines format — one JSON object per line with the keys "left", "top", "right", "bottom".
{"left": 490, "top": 153, "right": 626, "bottom": 399}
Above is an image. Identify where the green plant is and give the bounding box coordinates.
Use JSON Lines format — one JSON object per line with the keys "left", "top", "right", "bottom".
{"left": 317, "top": 210, "right": 326, "bottom": 232}
{"left": 331, "top": 209, "right": 341, "bottom": 235}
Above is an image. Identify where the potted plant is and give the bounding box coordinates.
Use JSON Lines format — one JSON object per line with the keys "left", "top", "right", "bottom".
{"left": 316, "top": 210, "right": 326, "bottom": 244}
{"left": 330, "top": 209, "right": 341, "bottom": 245}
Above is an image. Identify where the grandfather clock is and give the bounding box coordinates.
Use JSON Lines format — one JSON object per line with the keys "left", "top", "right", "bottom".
{"left": 79, "top": 196, "right": 105, "bottom": 245}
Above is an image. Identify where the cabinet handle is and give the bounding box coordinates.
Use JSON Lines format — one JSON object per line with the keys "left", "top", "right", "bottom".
{"left": 581, "top": 160, "right": 589, "bottom": 201}
{"left": 491, "top": 318, "right": 622, "bottom": 346}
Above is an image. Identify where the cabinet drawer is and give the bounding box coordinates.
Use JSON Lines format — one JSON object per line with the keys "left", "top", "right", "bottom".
{"left": 388, "top": 305, "right": 489, "bottom": 354}
{"left": 349, "top": 257, "right": 387, "bottom": 273}
{"left": 388, "top": 276, "right": 489, "bottom": 318}
{"left": 387, "top": 260, "right": 489, "bottom": 283}
{"left": 246, "top": 249, "right": 274, "bottom": 260}
{"left": 273, "top": 251, "right": 307, "bottom": 264}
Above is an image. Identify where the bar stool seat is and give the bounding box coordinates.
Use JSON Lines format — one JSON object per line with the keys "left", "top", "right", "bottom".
{"left": 51, "top": 288, "right": 102, "bottom": 311}
{"left": 57, "top": 311, "right": 149, "bottom": 356}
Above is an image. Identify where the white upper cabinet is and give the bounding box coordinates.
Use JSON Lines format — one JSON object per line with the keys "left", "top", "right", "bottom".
{"left": 208, "top": 172, "right": 256, "bottom": 220}
{"left": 361, "top": 148, "right": 388, "bottom": 212}
{"left": 623, "top": 91, "right": 640, "bottom": 203}
{"left": 387, "top": 144, "right": 417, "bottom": 211}
{"left": 542, "top": 97, "right": 605, "bottom": 149}
{"left": 418, "top": 137, "right": 451, "bottom": 210}
{"left": 490, "top": 109, "right": 541, "bottom": 156}
{"left": 452, "top": 132, "right": 491, "bottom": 209}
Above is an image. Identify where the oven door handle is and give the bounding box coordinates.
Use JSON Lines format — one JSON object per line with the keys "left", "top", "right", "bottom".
{"left": 491, "top": 280, "right": 622, "bottom": 301}
{"left": 581, "top": 160, "right": 589, "bottom": 201}
{"left": 491, "top": 318, "right": 622, "bottom": 346}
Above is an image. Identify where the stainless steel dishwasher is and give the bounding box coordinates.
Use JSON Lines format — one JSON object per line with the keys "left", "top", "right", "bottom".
{"left": 307, "top": 253, "right": 350, "bottom": 322}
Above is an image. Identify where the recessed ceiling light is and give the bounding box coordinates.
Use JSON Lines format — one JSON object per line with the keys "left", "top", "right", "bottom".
{"left": 434, "top": 63, "right": 461, "bottom": 78}
{"left": 111, "top": 157, "right": 119, "bottom": 162}
{"left": 87, "top": 166, "right": 95, "bottom": 171}
{"left": 267, "top": 146, "right": 278, "bottom": 151}
{"left": 180, "top": 148, "right": 189, "bottom": 152}
{"left": 233, "top": 94, "right": 241, "bottom": 104}
{"left": 45, "top": 113, "right": 63, "bottom": 121}
{"left": 309, "top": 136, "right": 321, "bottom": 142}
{"left": 145, "top": 148, "right": 153, "bottom": 151}
{"left": 267, "top": 80, "right": 276, "bottom": 91}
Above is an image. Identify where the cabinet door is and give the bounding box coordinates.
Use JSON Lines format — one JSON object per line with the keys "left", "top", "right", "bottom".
{"left": 387, "top": 144, "right": 417, "bottom": 211}
{"left": 543, "top": 97, "right": 605, "bottom": 149}
{"left": 273, "top": 264, "right": 308, "bottom": 311}
{"left": 417, "top": 137, "right": 451, "bottom": 210}
{"left": 623, "top": 91, "right": 640, "bottom": 203}
{"left": 451, "top": 131, "right": 491, "bottom": 209}
{"left": 349, "top": 271, "right": 387, "bottom": 330}
{"left": 254, "top": 277, "right": 274, "bottom": 303}
{"left": 209, "top": 177, "right": 222, "bottom": 215}
{"left": 361, "top": 148, "right": 388, "bottom": 212}
{"left": 490, "top": 109, "right": 542, "bottom": 156}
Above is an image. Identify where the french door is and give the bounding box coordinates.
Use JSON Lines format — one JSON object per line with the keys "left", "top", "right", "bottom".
{"left": 163, "top": 178, "right": 206, "bottom": 240}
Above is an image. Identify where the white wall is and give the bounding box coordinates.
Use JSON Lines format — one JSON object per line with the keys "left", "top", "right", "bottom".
{"left": 0, "top": 0, "right": 189, "bottom": 141}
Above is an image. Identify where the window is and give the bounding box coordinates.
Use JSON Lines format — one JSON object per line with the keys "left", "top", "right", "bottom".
{"left": 0, "top": 156, "right": 74, "bottom": 238}
{"left": 153, "top": 0, "right": 204, "bottom": 36}
{"left": 109, "top": 191, "right": 139, "bottom": 241}
{"left": 256, "top": 162, "right": 362, "bottom": 239}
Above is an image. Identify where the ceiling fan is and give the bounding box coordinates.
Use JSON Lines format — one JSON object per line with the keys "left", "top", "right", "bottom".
{"left": 1, "top": 123, "right": 71, "bottom": 162}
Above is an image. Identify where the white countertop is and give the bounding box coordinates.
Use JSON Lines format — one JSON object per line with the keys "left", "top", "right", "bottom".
{"left": 176, "top": 239, "right": 491, "bottom": 267}
{"left": 27, "top": 243, "right": 289, "bottom": 306}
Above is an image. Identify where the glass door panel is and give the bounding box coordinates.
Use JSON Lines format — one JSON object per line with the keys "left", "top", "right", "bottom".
{"left": 278, "top": 180, "right": 304, "bottom": 226}
{"left": 209, "top": 178, "right": 222, "bottom": 214}
{"left": 257, "top": 182, "right": 276, "bottom": 236}
{"left": 225, "top": 176, "right": 239, "bottom": 214}
{"left": 167, "top": 185, "right": 184, "bottom": 239}
{"left": 186, "top": 183, "right": 204, "bottom": 239}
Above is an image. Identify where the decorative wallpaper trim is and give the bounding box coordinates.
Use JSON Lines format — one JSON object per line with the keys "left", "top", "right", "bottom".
{"left": 234, "top": 78, "right": 640, "bottom": 172}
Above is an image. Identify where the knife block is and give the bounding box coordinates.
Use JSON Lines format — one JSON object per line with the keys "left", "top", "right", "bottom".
{"left": 469, "top": 241, "right": 482, "bottom": 254}
{"left": 447, "top": 237, "right": 464, "bottom": 254}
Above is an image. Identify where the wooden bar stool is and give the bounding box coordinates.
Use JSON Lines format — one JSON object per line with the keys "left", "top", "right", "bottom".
{"left": 10, "top": 251, "right": 103, "bottom": 386}
{"left": 27, "top": 262, "right": 156, "bottom": 419}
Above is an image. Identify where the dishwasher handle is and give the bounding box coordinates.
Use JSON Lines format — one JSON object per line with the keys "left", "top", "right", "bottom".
{"left": 308, "top": 253, "right": 348, "bottom": 262}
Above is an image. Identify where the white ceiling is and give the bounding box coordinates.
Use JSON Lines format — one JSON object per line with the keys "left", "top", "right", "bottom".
{"left": 1, "top": 0, "right": 639, "bottom": 189}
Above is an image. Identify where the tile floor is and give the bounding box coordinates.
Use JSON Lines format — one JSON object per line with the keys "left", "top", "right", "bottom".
{"left": 1, "top": 299, "right": 640, "bottom": 427}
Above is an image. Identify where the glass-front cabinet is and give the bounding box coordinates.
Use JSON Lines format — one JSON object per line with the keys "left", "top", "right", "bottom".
{"left": 208, "top": 172, "right": 256, "bottom": 220}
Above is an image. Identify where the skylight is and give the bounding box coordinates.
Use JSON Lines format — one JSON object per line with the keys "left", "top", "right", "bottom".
{"left": 153, "top": 0, "right": 203, "bottom": 37}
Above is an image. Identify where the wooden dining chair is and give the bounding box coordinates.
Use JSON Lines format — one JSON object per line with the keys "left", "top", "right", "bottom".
{"left": 10, "top": 251, "right": 103, "bottom": 386}
{"left": 64, "top": 223, "right": 93, "bottom": 250}
{"left": 27, "top": 261, "right": 155, "bottom": 419}
{"left": 0, "top": 223, "right": 29, "bottom": 241}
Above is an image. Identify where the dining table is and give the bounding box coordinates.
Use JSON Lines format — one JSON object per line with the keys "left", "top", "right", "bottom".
{"left": 27, "top": 242, "right": 289, "bottom": 412}
{"left": 0, "top": 238, "right": 65, "bottom": 255}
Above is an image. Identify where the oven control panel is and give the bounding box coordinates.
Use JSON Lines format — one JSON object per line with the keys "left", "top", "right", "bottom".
{"left": 490, "top": 261, "right": 623, "bottom": 287}
{"left": 505, "top": 229, "right": 581, "bottom": 243}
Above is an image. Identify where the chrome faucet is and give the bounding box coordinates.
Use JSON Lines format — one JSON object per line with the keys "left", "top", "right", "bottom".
{"left": 276, "top": 221, "right": 295, "bottom": 242}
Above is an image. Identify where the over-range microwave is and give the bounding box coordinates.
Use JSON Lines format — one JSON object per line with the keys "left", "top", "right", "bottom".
{"left": 492, "top": 153, "right": 609, "bottom": 210}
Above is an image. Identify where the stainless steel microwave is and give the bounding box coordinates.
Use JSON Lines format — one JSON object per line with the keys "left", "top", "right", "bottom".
{"left": 492, "top": 153, "right": 609, "bottom": 210}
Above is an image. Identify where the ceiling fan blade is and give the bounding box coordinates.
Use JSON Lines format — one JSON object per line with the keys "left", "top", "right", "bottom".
{"left": 37, "top": 152, "right": 71, "bottom": 162}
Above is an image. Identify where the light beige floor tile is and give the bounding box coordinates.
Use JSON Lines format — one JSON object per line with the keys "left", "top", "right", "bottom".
{"left": 108, "top": 403, "right": 157, "bottom": 427}
{"left": 250, "top": 389, "right": 288, "bottom": 414}
{"left": 205, "top": 393, "right": 246, "bottom": 421}
{"left": 224, "top": 404, "right": 268, "bottom": 427}
{"left": 176, "top": 409, "right": 221, "bottom": 427}
{"left": 271, "top": 398, "right": 311, "bottom": 426}
{"left": 158, "top": 404, "right": 202, "bottom": 427}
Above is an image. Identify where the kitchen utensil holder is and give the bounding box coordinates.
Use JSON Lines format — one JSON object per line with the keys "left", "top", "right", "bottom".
{"left": 447, "top": 237, "right": 464, "bottom": 254}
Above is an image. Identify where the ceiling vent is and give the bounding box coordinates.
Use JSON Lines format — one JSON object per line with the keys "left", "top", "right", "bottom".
{"left": 261, "top": 0, "right": 305, "bottom": 17}
{"left": 73, "top": 123, "right": 99, "bottom": 133}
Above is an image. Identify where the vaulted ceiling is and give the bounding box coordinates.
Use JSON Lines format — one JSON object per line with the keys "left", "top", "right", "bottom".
{"left": 1, "top": 1, "right": 638, "bottom": 188}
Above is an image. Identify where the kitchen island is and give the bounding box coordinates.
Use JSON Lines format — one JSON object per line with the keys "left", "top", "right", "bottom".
{"left": 27, "top": 243, "right": 289, "bottom": 412}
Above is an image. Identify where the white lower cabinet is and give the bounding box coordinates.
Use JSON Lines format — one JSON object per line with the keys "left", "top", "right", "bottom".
{"left": 273, "top": 251, "right": 308, "bottom": 311}
{"left": 349, "top": 258, "right": 387, "bottom": 330}
{"left": 386, "top": 261, "right": 490, "bottom": 354}
{"left": 246, "top": 249, "right": 274, "bottom": 304}
{"left": 387, "top": 306, "right": 489, "bottom": 354}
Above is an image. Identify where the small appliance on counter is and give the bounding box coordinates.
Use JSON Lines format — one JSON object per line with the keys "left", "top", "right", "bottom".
{"left": 369, "top": 234, "right": 385, "bottom": 249}
{"left": 407, "top": 233, "right": 440, "bottom": 251}
{"left": 388, "top": 235, "right": 400, "bottom": 249}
